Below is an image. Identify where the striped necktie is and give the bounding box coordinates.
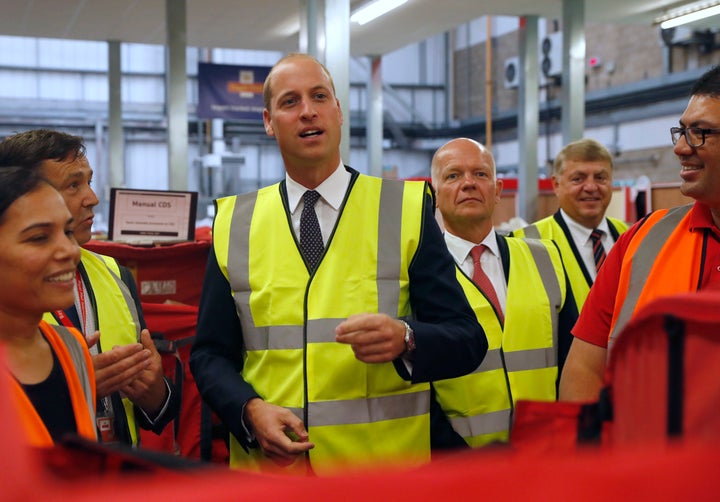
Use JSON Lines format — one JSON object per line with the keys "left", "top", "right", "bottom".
{"left": 589, "top": 228, "right": 606, "bottom": 272}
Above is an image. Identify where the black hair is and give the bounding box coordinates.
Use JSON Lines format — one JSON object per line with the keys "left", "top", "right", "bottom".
{"left": 0, "top": 165, "right": 48, "bottom": 224}
{"left": 690, "top": 66, "right": 720, "bottom": 98}
{"left": 0, "top": 129, "right": 86, "bottom": 169}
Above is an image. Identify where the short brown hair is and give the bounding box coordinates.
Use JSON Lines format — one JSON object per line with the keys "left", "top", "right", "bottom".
{"left": 553, "top": 138, "right": 613, "bottom": 176}
{"left": 262, "top": 53, "right": 336, "bottom": 111}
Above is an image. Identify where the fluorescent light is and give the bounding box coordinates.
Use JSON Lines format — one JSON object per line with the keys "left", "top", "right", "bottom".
{"left": 351, "top": 0, "right": 409, "bottom": 26}
{"left": 656, "top": 1, "right": 720, "bottom": 29}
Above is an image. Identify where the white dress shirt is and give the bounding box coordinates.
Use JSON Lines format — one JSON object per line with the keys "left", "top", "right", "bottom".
{"left": 286, "top": 162, "right": 349, "bottom": 244}
{"left": 443, "top": 230, "right": 507, "bottom": 315}
{"left": 560, "top": 209, "right": 616, "bottom": 281}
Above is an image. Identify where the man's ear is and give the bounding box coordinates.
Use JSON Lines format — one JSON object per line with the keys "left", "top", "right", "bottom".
{"left": 263, "top": 109, "right": 274, "bottom": 137}
{"left": 551, "top": 174, "right": 561, "bottom": 194}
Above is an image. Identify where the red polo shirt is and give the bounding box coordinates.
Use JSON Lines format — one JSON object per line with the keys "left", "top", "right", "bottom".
{"left": 572, "top": 202, "right": 720, "bottom": 348}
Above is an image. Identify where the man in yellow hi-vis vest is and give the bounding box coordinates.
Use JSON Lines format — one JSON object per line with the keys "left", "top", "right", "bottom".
{"left": 190, "top": 53, "right": 486, "bottom": 475}
{"left": 512, "top": 139, "right": 628, "bottom": 313}
{"left": 430, "top": 138, "right": 578, "bottom": 449}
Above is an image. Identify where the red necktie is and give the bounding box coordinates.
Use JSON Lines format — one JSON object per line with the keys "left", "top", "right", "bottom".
{"left": 589, "top": 228, "right": 606, "bottom": 272}
{"left": 470, "top": 245, "right": 504, "bottom": 323}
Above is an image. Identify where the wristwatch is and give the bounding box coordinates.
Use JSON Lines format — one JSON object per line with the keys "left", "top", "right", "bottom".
{"left": 401, "top": 320, "right": 416, "bottom": 353}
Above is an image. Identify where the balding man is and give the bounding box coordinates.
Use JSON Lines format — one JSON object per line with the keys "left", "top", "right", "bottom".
{"left": 430, "top": 138, "right": 578, "bottom": 448}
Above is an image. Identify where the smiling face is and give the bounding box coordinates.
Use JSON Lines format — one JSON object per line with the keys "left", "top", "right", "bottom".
{"left": 0, "top": 183, "right": 80, "bottom": 323}
{"left": 553, "top": 158, "right": 613, "bottom": 229}
{"left": 263, "top": 55, "right": 343, "bottom": 186}
{"left": 674, "top": 94, "right": 720, "bottom": 214}
{"left": 432, "top": 138, "right": 502, "bottom": 242}
{"left": 39, "top": 154, "right": 98, "bottom": 246}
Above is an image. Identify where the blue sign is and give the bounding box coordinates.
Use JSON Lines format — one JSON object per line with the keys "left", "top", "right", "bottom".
{"left": 197, "top": 62, "right": 271, "bottom": 120}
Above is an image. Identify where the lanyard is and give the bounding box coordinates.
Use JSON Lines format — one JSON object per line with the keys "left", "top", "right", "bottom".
{"left": 54, "top": 270, "right": 87, "bottom": 330}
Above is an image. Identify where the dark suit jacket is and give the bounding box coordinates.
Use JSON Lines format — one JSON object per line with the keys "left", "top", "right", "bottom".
{"left": 190, "top": 167, "right": 487, "bottom": 449}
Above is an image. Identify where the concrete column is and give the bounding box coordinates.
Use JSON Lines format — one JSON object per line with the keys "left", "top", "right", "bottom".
{"left": 107, "top": 40, "right": 124, "bottom": 190}
{"left": 367, "top": 55, "right": 383, "bottom": 177}
{"left": 324, "top": 0, "right": 350, "bottom": 162}
{"left": 518, "top": 15, "right": 540, "bottom": 223}
{"left": 300, "top": 0, "right": 323, "bottom": 58}
{"left": 561, "top": 0, "right": 585, "bottom": 144}
{"left": 166, "top": 0, "right": 188, "bottom": 190}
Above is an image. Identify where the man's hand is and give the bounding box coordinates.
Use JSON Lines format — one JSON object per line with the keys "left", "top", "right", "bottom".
{"left": 119, "top": 329, "right": 169, "bottom": 416}
{"left": 91, "top": 332, "right": 151, "bottom": 399}
{"left": 335, "top": 313, "right": 406, "bottom": 363}
{"left": 245, "top": 398, "right": 314, "bottom": 466}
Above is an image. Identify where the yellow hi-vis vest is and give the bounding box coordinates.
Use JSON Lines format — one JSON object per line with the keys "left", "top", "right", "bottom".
{"left": 514, "top": 215, "right": 628, "bottom": 312}
{"left": 44, "top": 248, "right": 141, "bottom": 445}
{"left": 213, "top": 174, "right": 432, "bottom": 474}
{"left": 433, "top": 237, "right": 565, "bottom": 447}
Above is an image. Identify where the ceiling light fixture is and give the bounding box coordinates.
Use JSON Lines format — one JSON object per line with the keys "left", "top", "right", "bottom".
{"left": 350, "top": 0, "right": 409, "bottom": 26}
{"left": 655, "top": 0, "right": 720, "bottom": 29}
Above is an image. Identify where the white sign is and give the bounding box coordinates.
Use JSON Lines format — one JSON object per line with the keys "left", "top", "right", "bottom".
{"left": 108, "top": 188, "right": 198, "bottom": 244}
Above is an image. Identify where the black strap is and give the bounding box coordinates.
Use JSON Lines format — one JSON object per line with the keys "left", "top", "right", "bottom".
{"left": 200, "top": 400, "right": 214, "bottom": 462}
{"left": 665, "top": 315, "right": 685, "bottom": 437}
{"left": 151, "top": 332, "right": 186, "bottom": 448}
{"left": 577, "top": 386, "right": 611, "bottom": 444}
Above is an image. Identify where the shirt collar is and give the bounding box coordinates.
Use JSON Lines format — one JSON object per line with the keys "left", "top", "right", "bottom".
{"left": 444, "top": 230, "right": 499, "bottom": 264}
{"left": 286, "top": 161, "right": 349, "bottom": 213}
{"left": 560, "top": 208, "right": 611, "bottom": 242}
{"left": 688, "top": 201, "right": 719, "bottom": 233}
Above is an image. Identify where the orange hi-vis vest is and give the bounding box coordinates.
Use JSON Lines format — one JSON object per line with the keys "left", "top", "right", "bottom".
{"left": 10, "top": 321, "right": 97, "bottom": 447}
{"left": 608, "top": 205, "right": 700, "bottom": 350}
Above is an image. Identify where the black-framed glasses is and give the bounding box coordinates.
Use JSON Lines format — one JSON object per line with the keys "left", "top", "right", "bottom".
{"left": 670, "top": 126, "right": 720, "bottom": 148}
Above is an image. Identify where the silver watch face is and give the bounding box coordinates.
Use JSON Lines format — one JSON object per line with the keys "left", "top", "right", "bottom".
{"left": 402, "top": 321, "right": 415, "bottom": 351}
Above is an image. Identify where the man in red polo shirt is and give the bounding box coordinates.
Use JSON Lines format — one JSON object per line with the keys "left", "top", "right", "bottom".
{"left": 560, "top": 65, "right": 720, "bottom": 401}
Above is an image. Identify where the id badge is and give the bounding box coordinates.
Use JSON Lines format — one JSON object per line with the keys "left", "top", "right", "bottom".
{"left": 97, "top": 415, "right": 116, "bottom": 443}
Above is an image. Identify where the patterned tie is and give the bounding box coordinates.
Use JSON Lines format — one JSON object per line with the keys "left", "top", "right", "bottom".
{"left": 589, "top": 228, "right": 607, "bottom": 272}
{"left": 470, "top": 245, "right": 504, "bottom": 323}
{"left": 300, "top": 190, "right": 324, "bottom": 270}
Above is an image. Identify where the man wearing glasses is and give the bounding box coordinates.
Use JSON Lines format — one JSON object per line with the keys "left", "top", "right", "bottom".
{"left": 559, "top": 65, "right": 720, "bottom": 402}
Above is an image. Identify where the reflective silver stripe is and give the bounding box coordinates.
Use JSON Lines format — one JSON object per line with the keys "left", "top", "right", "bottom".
{"left": 86, "top": 250, "right": 142, "bottom": 340}
{"left": 608, "top": 205, "right": 692, "bottom": 351}
{"left": 377, "top": 179, "right": 404, "bottom": 316}
{"left": 107, "top": 264, "right": 142, "bottom": 341}
{"left": 306, "top": 318, "right": 346, "bottom": 344}
{"left": 243, "top": 319, "right": 349, "bottom": 351}
{"left": 525, "top": 238, "right": 561, "bottom": 367}
{"left": 243, "top": 325, "right": 305, "bottom": 351}
{"left": 288, "top": 407, "right": 303, "bottom": 421}
{"left": 228, "top": 191, "right": 258, "bottom": 294}
{"left": 308, "top": 390, "right": 430, "bottom": 426}
{"left": 54, "top": 325, "right": 95, "bottom": 425}
{"left": 504, "top": 347, "right": 556, "bottom": 372}
{"left": 522, "top": 224, "right": 541, "bottom": 239}
{"left": 228, "top": 191, "right": 258, "bottom": 345}
{"left": 474, "top": 348, "right": 504, "bottom": 373}
{"left": 450, "top": 408, "right": 511, "bottom": 438}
